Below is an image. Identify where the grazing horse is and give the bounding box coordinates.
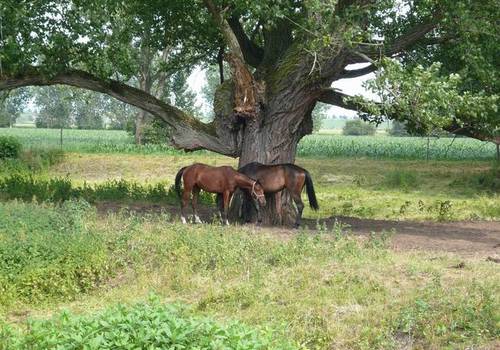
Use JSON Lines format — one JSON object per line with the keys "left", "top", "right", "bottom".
{"left": 238, "top": 162, "right": 319, "bottom": 227}
{"left": 175, "top": 163, "right": 266, "bottom": 225}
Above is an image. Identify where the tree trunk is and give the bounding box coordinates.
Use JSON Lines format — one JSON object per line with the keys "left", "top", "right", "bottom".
{"left": 135, "top": 109, "right": 146, "bottom": 145}
{"left": 226, "top": 83, "right": 316, "bottom": 226}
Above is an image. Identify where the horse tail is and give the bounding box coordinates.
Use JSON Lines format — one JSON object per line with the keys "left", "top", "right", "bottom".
{"left": 175, "top": 166, "right": 187, "bottom": 198}
{"left": 304, "top": 170, "right": 319, "bottom": 210}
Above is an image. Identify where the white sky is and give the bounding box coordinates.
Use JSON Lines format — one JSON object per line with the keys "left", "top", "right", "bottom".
{"left": 187, "top": 63, "right": 376, "bottom": 118}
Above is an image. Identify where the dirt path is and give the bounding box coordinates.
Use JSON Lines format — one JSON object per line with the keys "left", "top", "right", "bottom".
{"left": 96, "top": 202, "right": 500, "bottom": 257}
{"left": 303, "top": 216, "right": 500, "bottom": 256}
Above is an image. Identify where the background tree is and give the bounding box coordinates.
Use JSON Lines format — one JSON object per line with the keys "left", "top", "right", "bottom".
{"left": 1, "top": 0, "right": 498, "bottom": 223}
{"left": 343, "top": 119, "right": 376, "bottom": 136}
{"left": 34, "top": 87, "right": 72, "bottom": 129}
{"left": 0, "top": 89, "right": 28, "bottom": 127}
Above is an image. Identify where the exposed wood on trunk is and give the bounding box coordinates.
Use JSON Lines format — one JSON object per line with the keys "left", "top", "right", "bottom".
{"left": 203, "top": 0, "right": 259, "bottom": 118}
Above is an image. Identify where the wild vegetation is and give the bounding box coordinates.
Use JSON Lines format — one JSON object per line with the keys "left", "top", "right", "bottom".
{"left": 0, "top": 200, "right": 498, "bottom": 349}
{"left": 0, "top": 0, "right": 498, "bottom": 347}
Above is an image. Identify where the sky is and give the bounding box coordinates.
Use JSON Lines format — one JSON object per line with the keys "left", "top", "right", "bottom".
{"left": 187, "top": 63, "right": 377, "bottom": 118}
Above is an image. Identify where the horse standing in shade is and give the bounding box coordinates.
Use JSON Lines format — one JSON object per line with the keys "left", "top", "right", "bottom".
{"left": 175, "top": 163, "right": 266, "bottom": 225}
{"left": 238, "top": 162, "right": 319, "bottom": 227}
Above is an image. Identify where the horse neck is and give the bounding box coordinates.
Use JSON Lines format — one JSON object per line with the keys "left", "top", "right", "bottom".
{"left": 235, "top": 173, "right": 254, "bottom": 189}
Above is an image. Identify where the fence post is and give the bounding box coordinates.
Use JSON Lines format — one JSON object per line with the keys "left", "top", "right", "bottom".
{"left": 60, "top": 127, "right": 63, "bottom": 150}
{"left": 426, "top": 137, "right": 430, "bottom": 161}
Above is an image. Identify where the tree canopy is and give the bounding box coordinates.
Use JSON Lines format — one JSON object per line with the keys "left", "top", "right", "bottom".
{"left": 1, "top": 0, "right": 498, "bottom": 153}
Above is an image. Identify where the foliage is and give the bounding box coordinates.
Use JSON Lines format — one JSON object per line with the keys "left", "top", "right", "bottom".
{"left": 34, "top": 86, "right": 73, "bottom": 129}
{"left": 0, "top": 174, "right": 214, "bottom": 205}
{"left": 353, "top": 60, "right": 499, "bottom": 142}
{"left": 0, "top": 200, "right": 110, "bottom": 304}
{"left": 342, "top": 119, "right": 376, "bottom": 136}
{"left": 312, "top": 102, "right": 328, "bottom": 132}
{"left": 388, "top": 121, "right": 409, "bottom": 137}
{"left": 0, "top": 89, "right": 28, "bottom": 127}
{"left": 0, "top": 297, "right": 296, "bottom": 349}
{"left": 0, "top": 136, "right": 21, "bottom": 159}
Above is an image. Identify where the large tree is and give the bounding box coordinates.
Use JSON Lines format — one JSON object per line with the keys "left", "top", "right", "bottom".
{"left": 1, "top": 0, "right": 498, "bottom": 223}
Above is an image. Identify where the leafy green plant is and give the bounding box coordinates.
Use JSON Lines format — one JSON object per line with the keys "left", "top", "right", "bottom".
{"left": 0, "top": 298, "right": 297, "bottom": 349}
{"left": 0, "top": 136, "right": 21, "bottom": 159}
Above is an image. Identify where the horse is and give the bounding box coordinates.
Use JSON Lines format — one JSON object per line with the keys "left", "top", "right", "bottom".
{"left": 175, "top": 163, "right": 266, "bottom": 225}
{"left": 238, "top": 162, "right": 319, "bottom": 227}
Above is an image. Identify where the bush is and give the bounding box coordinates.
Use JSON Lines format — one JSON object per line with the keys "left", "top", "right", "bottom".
{"left": 0, "top": 136, "right": 22, "bottom": 159}
{"left": 342, "top": 119, "right": 376, "bottom": 136}
{"left": 0, "top": 175, "right": 214, "bottom": 205}
{"left": 388, "top": 121, "right": 410, "bottom": 136}
{"left": 0, "top": 298, "right": 297, "bottom": 349}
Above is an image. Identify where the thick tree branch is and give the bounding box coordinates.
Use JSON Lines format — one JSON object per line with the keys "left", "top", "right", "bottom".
{"left": 227, "top": 16, "right": 264, "bottom": 67}
{"left": 0, "top": 69, "right": 235, "bottom": 155}
{"left": 350, "top": 18, "right": 440, "bottom": 63}
{"left": 317, "top": 88, "right": 360, "bottom": 110}
{"left": 339, "top": 64, "right": 377, "bottom": 79}
{"left": 318, "top": 88, "right": 499, "bottom": 143}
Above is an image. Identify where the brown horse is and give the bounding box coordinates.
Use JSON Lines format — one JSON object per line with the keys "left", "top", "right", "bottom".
{"left": 175, "top": 163, "right": 266, "bottom": 225}
{"left": 238, "top": 162, "right": 319, "bottom": 227}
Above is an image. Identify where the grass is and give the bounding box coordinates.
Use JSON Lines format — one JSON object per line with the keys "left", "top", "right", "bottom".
{"left": 0, "top": 200, "right": 498, "bottom": 349}
{"left": 0, "top": 127, "right": 497, "bottom": 161}
{"left": 34, "top": 153, "right": 499, "bottom": 221}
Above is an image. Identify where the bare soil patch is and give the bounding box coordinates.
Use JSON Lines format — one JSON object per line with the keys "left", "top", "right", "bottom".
{"left": 96, "top": 201, "right": 500, "bottom": 257}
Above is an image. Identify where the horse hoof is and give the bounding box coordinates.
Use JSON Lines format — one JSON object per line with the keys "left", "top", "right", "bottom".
{"left": 293, "top": 223, "right": 300, "bottom": 229}
{"left": 194, "top": 215, "right": 202, "bottom": 224}
{"left": 181, "top": 216, "right": 187, "bottom": 224}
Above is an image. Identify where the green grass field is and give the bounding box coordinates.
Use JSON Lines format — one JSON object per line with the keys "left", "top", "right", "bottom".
{"left": 0, "top": 127, "right": 497, "bottom": 160}
{"left": 0, "top": 128, "right": 499, "bottom": 349}
{"left": 1, "top": 201, "right": 498, "bottom": 349}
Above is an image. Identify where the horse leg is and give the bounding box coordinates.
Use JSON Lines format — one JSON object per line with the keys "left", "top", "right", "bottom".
{"left": 275, "top": 191, "right": 282, "bottom": 225}
{"left": 191, "top": 186, "right": 202, "bottom": 224}
{"left": 291, "top": 191, "right": 304, "bottom": 228}
{"left": 180, "top": 186, "right": 191, "bottom": 224}
{"left": 222, "top": 191, "right": 231, "bottom": 226}
{"left": 216, "top": 193, "right": 224, "bottom": 223}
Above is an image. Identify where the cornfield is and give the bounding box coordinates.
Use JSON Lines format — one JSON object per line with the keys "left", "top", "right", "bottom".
{"left": 298, "top": 134, "right": 496, "bottom": 160}
{"left": 0, "top": 128, "right": 496, "bottom": 160}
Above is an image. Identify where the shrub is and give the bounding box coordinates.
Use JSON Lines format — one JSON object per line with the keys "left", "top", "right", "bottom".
{"left": 388, "top": 121, "right": 410, "bottom": 136}
{"left": 342, "top": 119, "right": 376, "bottom": 136}
{"left": 0, "top": 298, "right": 297, "bottom": 349}
{"left": 0, "top": 136, "right": 22, "bottom": 159}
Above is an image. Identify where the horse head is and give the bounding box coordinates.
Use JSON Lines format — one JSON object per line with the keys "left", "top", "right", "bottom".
{"left": 251, "top": 181, "right": 266, "bottom": 207}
